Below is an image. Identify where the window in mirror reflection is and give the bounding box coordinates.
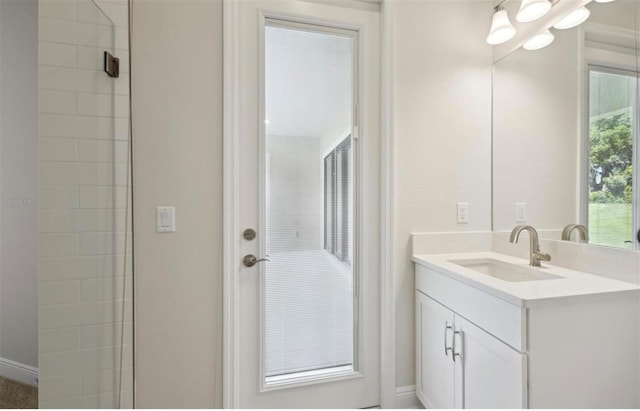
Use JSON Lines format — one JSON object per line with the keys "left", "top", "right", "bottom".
{"left": 588, "top": 67, "right": 636, "bottom": 249}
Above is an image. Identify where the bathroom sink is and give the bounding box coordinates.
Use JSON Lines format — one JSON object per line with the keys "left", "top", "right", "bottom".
{"left": 449, "top": 258, "right": 562, "bottom": 282}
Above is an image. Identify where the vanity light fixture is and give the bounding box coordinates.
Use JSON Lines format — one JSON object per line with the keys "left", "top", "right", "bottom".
{"left": 486, "top": 6, "right": 517, "bottom": 45}
{"left": 516, "top": 0, "right": 552, "bottom": 23}
{"left": 523, "top": 29, "right": 555, "bottom": 50}
{"left": 553, "top": 6, "right": 591, "bottom": 29}
{"left": 594, "top": 0, "right": 615, "bottom": 2}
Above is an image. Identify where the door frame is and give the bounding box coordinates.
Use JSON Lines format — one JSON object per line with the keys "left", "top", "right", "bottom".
{"left": 221, "top": 0, "right": 396, "bottom": 408}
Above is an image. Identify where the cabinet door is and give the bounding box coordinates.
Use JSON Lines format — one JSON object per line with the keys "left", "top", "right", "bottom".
{"left": 416, "top": 291, "right": 456, "bottom": 409}
{"left": 455, "top": 315, "right": 527, "bottom": 409}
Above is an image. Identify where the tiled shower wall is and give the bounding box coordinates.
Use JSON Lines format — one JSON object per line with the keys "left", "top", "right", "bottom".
{"left": 38, "top": 0, "right": 132, "bottom": 407}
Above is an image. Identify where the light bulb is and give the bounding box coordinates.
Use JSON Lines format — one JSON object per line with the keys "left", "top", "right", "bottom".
{"left": 516, "top": 0, "right": 552, "bottom": 23}
{"left": 594, "top": 0, "right": 615, "bottom": 3}
{"left": 553, "top": 7, "right": 590, "bottom": 29}
{"left": 523, "top": 29, "right": 555, "bottom": 50}
{"left": 486, "top": 9, "right": 517, "bottom": 45}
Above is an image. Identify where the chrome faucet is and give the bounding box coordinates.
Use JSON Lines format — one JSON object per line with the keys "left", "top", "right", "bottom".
{"left": 509, "top": 225, "right": 551, "bottom": 267}
{"left": 561, "top": 224, "right": 589, "bottom": 243}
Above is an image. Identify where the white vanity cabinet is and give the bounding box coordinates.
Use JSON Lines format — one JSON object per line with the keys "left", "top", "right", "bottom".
{"left": 416, "top": 292, "right": 525, "bottom": 409}
{"left": 415, "top": 259, "right": 640, "bottom": 409}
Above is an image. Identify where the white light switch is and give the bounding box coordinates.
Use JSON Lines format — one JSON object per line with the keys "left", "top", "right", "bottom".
{"left": 516, "top": 202, "right": 527, "bottom": 223}
{"left": 457, "top": 202, "right": 469, "bottom": 224}
{"left": 157, "top": 206, "right": 176, "bottom": 233}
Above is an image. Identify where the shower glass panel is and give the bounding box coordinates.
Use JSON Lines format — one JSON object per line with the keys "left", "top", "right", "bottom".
{"left": 263, "top": 21, "right": 355, "bottom": 384}
{"left": 38, "top": 0, "right": 132, "bottom": 408}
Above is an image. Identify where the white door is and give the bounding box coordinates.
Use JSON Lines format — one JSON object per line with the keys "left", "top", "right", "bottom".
{"left": 455, "top": 315, "right": 526, "bottom": 409}
{"left": 416, "top": 292, "right": 456, "bottom": 409}
{"left": 227, "top": 0, "right": 380, "bottom": 408}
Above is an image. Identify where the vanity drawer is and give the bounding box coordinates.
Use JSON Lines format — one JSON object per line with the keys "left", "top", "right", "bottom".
{"left": 415, "top": 263, "right": 525, "bottom": 352}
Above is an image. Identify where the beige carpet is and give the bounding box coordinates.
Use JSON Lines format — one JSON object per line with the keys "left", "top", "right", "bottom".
{"left": 0, "top": 377, "right": 37, "bottom": 409}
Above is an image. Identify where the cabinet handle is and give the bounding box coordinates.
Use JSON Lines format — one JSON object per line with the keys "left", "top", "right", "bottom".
{"left": 452, "top": 330, "right": 463, "bottom": 362}
{"left": 444, "top": 322, "right": 453, "bottom": 356}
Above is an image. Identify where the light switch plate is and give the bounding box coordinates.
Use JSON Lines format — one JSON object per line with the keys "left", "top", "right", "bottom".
{"left": 457, "top": 202, "right": 469, "bottom": 224}
{"left": 516, "top": 202, "right": 527, "bottom": 223}
{"left": 157, "top": 206, "right": 176, "bottom": 233}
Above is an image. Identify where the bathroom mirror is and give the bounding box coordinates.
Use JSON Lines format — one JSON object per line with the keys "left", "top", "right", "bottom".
{"left": 492, "top": 0, "right": 640, "bottom": 250}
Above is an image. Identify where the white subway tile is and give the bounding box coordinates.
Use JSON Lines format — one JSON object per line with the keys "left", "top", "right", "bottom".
{"left": 81, "top": 343, "right": 133, "bottom": 372}
{"left": 114, "top": 27, "right": 128, "bottom": 51}
{"left": 40, "top": 114, "right": 116, "bottom": 140}
{"left": 78, "top": 186, "right": 128, "bottom": 208}
{"left": 114, "top": 118, "right": 129, "bottom": 141}
{"left": 40, "top": 328, "right": 81, "bottom": 353}
{"left": 82, "top": 322, "right": 133, "bottom": 349}
{"left": 40, "top": 163, "right": 95, "bottom": 185}
{"left": 77, "top": 46, "right": 102, "bottom": 70}
{"left": 39, "top": 255, "right": 126, "bottom": 281}
{"left": 77, "top": 92, "right": 113, "bottom": 117}
{"left": 40, "top": 42, "right": 78, "bottom": 68}
{"left": 78, "top": 140, "right": 128, "bottom": 163}
{"left": 39, "top": 18, "right": 99, "bottom": 47}
{"left": 39, "top": 0, "right": 77, "bottom": 21}
{"left": 40, "top": 280, "right": 80, "bottom": 305}
{"left": 40, "top": 209, "right": 72, "bottom": 233}
{"left": 39, "top": 351, "right": 84, "bottom": 377}
{"left": 77, "top": 0, "right": 111, "bottom": 25}
{"left": 39, "top": 233, "right": 78, "bottom": 257}
{"left": 114, "top": 74, "right": 129, "bottom": 96}
{"left": 39, "top": 186, "right": 79, "bottom": 209}
{"left": 97, "top": 25, "right": 115, "bottom": 49}
{"left": 38, "top": 374, "right": 83, "bottom": 400}
{"left": 39, "top": 303, "right": 99, "bottom": 329}
{"left": 39, "top": 397, "right": 87, "bottom": 409}
{"left": 79, "top": 232, "right": 129, "bottom": 256}
{"left": 40, "top": 66, "right": 113, "bottom": 95}
{"left": 114, "top": 95, "right": 129, "bottom": 118}
{"left": 40, "top": 89, "right": 77, "bottom": 115}
{"left": 77, "top": 93, "right": 128, "bottom": 119}
{"left": 82, "top": 367, "right": 133, "bottom": 396}
{"left": 81, "top": 276, "right": 132, "bottom": 302}
{"left": 95, "top": 2, "right": 128, "bottom": 28}
{"left": 39, "top": 138, "right": 77, "bottom": 162}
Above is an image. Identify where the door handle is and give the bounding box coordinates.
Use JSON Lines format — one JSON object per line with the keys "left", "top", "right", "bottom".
{"left": 444, "top": 322, "right": 453, "bottom": 356}
{"left": 243, "top": 254, "right": 270, "bottom": 267}
{"left": 452, "top": 330, "right": 463, "bottom": 363}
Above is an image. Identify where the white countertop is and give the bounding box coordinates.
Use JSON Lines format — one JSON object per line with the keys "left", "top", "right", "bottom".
{"left": 413, "top": 252, "right": 640, "bottom": 307}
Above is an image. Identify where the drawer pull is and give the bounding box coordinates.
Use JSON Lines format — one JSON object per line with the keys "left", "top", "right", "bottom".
{"left": 453, "top": 330, "right": 463, "bottom": 362}
{"left": 444, "top": 322, "right": 453, "bottom": 356}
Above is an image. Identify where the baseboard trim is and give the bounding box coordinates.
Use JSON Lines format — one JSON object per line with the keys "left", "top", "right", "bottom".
{"left": 0, "top": 357, "right": 38, "bottom": 387}
{"left": 395, "top": 385, "right": 420, "bottom": 409}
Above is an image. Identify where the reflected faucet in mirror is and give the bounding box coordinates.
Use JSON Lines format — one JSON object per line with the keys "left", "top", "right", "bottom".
{"left": 510, "top": 225, "right": 552, "bottom": 267}
{"left": 561, "top": 224, "right": 589, "bottom": 243}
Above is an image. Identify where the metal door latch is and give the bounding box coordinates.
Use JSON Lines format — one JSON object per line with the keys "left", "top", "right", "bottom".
{"left": 243, "top": 254, "right": 270, "bottom": 267}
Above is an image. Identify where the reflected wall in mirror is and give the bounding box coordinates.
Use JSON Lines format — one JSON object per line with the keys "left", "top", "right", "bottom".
{"left": 492, "top": 0, "right": 640, "bottom": 250}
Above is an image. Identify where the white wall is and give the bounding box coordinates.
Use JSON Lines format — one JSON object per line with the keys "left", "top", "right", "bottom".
{"left": 38, "top": 0, "right": 133, "bottom": 406}
{"left": 131, "top": 0, "right": 493, "bottom": 403}
{"left": 393, "top": 0, "right": 493, "bottom": 388}
{"left": 493, "top": 28, "right": 580, "bottom": 233}
{"left": 0, "top": 0, "right": 39, "bottom": 370}
{"left": 131, "top": 0, "right": 223, "bottom": 407}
